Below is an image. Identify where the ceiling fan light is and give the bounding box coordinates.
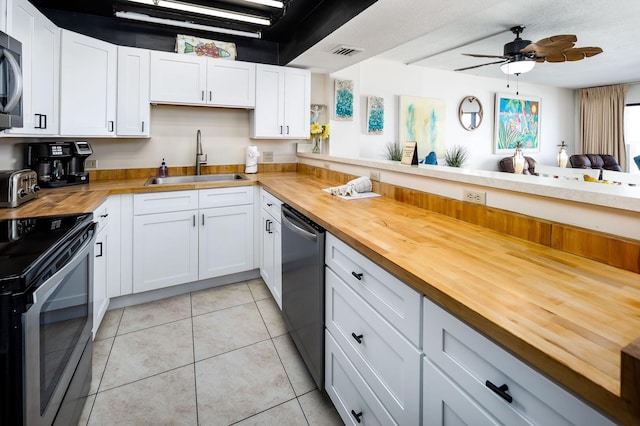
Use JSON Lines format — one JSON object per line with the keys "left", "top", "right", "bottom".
{"left": 500, "top": 59, "right": 536, "bottom": 75}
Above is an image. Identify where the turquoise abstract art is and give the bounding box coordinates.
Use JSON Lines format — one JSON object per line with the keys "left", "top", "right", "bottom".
{"left": 334, "top": 80, "right": 354, "bottom": 121}
{"left": 399, "top": 96, "right": 446, "bottom": 158}
{"left": 367, "top": 96, "right": 384, "bottom": 134}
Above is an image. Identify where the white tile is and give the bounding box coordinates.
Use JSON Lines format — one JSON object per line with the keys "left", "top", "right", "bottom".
{"left": 247, "top": 278, "right": 272, "bottom": 301}
{"left": 100, "top": 318, "right": 193, "bottom": 391}
{"left": 273, "top": 334, "right": 316, "bottom": 396}
{"left": 195, "top": 340, "right": 295, "bottom": 425}
{"left": 257, "top": 297, "right": 288, "bottom": 338}
{"left": 192, "top": 282, "right": 254, "bottom": 316}
{"left": 235, "top": 399, "right": 307, "bottom": 426}
{"left": 89, "top": 365, "right": 197, "bottom": 425}
{"left": 118, "top": 293, "right": 191, "bottom": 335}
{"left": 95, "top": 308, "right": 123, "bottom": 341}
{"left": 192, "top": 303, "right": 269, "bottom": 361}
{"left": 298, "top": 390, "right": 344, "bottom": 426}
{"left": 89, "top": 338, "right": 113, "bottom": 395}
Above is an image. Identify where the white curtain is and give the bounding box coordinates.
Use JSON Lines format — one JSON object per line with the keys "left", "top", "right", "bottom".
{"left": 579, "top": 84, "right": 627, "bottom": 171}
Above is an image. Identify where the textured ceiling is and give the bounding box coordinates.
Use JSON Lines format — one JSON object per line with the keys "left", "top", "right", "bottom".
{"left": 290, "top": 0, "right": 640, "bottom": 89}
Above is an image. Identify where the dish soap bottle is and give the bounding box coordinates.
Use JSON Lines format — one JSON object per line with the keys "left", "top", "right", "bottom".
{"left": 158, "top": 159, "right": 168, "bottom": 177}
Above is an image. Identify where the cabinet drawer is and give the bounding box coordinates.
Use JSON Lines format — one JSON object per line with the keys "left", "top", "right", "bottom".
{"left": 325, "top": 233, "right": 421, "bottom": 345}
{"left": 134, "top": 191, "right": 198, "bottom": 215}
{"left": 93, "top": 198, "right": 110, "bottom": 230}
{"left": 423, "top": 299, "right": 615, "bottom": 426}
{"left": 325, "top": 331, "right": 397, "bottom": 426}
{"left": 326, "top": 268, "right": 421, "bottom": 425}
{"left": 199, "top": 186, "right": 254, "bottom": 208}
{"left": 260, "top": 188, "right": 282, "bottom": 222}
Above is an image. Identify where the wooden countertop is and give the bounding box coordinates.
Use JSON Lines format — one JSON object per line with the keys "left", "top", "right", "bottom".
{"left": 2, "top": 172, "right": 638, "bottom": 423}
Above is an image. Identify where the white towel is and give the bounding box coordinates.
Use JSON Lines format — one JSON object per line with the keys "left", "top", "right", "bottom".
{"left": 328, "top": 176, "right": 372, "bottom": 196}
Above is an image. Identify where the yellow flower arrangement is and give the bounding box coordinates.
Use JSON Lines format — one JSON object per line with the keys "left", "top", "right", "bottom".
{"left": 310, "top": 122, "right": 329, "bottom": 153}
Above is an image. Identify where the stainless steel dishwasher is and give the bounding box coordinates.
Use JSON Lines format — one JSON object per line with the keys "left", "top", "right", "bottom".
{"left": 281, "top": 203, "right": 326, "bottom": 390}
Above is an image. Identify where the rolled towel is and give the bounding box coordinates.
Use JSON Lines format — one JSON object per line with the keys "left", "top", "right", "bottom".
{"left": 328, "top": 176, "right": 372, "bottom": 196}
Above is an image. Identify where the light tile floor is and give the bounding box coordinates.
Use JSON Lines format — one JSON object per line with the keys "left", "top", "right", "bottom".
{"left": 79, "top": 278, "right": 343, "bottom": 425}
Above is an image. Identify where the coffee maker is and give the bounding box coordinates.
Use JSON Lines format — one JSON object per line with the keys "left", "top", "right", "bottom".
{"left": 24, "top": 142, "right": 93, "bottom": 187}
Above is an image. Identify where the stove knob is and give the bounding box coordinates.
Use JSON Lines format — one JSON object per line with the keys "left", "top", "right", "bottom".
{"left": 18, "top": 189, "right": 27, "bottom": 198}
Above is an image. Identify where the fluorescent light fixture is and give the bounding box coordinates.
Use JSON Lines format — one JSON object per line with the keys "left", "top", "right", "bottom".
{"left": 115, "top": 11, "right": 262, "bottom": 38}
{"left": 244, "top": 0, "right": 284, "bottom": 8}
{"left": 500, "top": 59, "right": 536, "bottom": 75}
{"left": 127, "top": 0, "right": 270, "bottom": 26}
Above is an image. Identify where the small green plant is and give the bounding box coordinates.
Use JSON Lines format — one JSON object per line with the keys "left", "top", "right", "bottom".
{"left": 385, "top": 141, "right": 403, "bottom": 161}
{"left": 444, "top": 145, "right": 468, "bottom": 167}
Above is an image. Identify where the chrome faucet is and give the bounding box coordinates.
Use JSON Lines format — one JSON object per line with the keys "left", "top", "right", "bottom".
{"left": 195, "top": 129, "right": 206, "bottom": 175}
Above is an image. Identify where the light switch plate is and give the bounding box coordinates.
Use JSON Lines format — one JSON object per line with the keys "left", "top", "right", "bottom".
{"left": 263, "top": 151, "right": 274, "bottom": 162}
{"left": 85, "top": 160, "right": 97, "bottom": 169}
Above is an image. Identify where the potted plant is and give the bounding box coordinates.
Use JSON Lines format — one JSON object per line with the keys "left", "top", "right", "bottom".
{"left": 444, "top": 145, "right": 468, "bottom": 167}
{"left": 385, "top": 141, "right": 403, "bottom": 161}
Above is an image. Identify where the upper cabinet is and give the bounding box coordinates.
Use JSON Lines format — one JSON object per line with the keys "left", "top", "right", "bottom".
{"left": 4, "top": 0, "right": 60, "bottom": 135}
{"left": 117, "top": 46, "right": 150, "bottom": 137}
{"left": 59, "top": 30, "right": 117, "bottom": 136}
{"left": 149, "top": 51, "right": 255, "bottom": 108}
{"left": 250, "top": 65, "right": 310, "bottom": 139}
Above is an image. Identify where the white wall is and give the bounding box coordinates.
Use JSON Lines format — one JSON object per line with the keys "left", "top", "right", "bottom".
{"left": 327, "top": 58, "right": 577, "bottom": 171}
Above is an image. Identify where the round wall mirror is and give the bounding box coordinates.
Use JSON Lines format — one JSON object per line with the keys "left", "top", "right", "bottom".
{"left": 458, "top": 96, "right": 483, "bottom": 131}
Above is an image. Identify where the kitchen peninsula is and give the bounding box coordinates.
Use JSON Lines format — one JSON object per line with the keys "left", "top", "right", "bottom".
{"left": 1, "top": 163, "right": 639, "bottom": 424}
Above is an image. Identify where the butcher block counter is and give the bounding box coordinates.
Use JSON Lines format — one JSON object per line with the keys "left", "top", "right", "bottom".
{"left": 2, "top": 172, "right": 639, "bottom": 424}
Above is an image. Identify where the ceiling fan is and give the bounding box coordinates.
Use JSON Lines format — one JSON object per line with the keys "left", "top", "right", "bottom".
{"left": 455, "top": 26, "right": 603, "bottom": 74}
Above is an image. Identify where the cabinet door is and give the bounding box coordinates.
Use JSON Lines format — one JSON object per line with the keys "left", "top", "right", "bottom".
{"left": 251, "top": 64, "right": 285, "bottom": 138}
{"left": 423, "top": 358, "right": 500, "bottom": 426}
{"left": 5, "top": 0, "right": 59, "bottom": 135}
{"left": 283, "top": 68, "right": 311, "bottom": 138}
{"left": 93, "top": 225, "right": 109, "bottom": 339}
{"left": 133, "top": 210, "right": 199, "bottom": 293}
{"left": 60, "top": 30, "right": 117, "bottom": 136}
{"left": 207, "top": 59, "right": 255, "bottom": 107}
{"left": 150, "top": 51, "right": 207, "bottom": 105}
{"left": 199, "top": 205, "right": 254, "bottom": 279}
{"left": 260, "top": 209, "right": 282, "bottom": 308}
{"left": 117, "top": 46, "right": 150, "bottom": 136}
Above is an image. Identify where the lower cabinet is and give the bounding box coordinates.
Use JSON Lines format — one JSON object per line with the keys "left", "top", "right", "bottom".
{"left": 132, "top": 187, "right": 254, "bottom": 294}
{"left": 92, "top": 199, "right": 111, "bottom": 338}
{"left": 259, "top": 188, "right": 282, "bottom": 308}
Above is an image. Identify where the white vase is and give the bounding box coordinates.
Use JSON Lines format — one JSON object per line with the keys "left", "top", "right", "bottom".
{"left": 513, "top": 146, "right": 525, "bottom": 174}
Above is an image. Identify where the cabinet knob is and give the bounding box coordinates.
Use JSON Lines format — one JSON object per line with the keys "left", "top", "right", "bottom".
{"left": 351, "top": 332, "right": 363, "bottom": 344}
{"left": 350, "top": 410, "right": 363, "bottom": 423}
{"left": 351, "top": 271, "right": 363, "bottom": 281}
{"left": 485, "top": 380, "right": 513, "bottom": 403}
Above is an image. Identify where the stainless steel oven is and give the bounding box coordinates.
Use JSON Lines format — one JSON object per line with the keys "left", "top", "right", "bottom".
{"left": 0, "top": 213, "right": 96, "bottom": 425}
{"left": 0, "top": 30, "right": 23, "bottom": 130}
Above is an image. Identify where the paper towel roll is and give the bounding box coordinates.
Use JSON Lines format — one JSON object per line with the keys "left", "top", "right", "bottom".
{"left": 245, "top": 146, "right": 260, "bottom": 174}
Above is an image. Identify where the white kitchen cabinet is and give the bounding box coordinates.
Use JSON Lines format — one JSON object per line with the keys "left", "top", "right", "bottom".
{"left": 259, "top": 189, "right": 282, "bottom": 308}
{"left": 199, "top": 204, "right": 254, "bottom": 279}
{"left": 133, "top": 210, "right": 199, "bottom": 293}
{"left": 132, "top": 187, "right": 254, "bottom": 293}
{"left": 4, "top": 0, "right": 59, "bottom": 135}
{"left": 59, "top": 30, "right": 117, "bottom": 136}
{"left": 250, "top": 64, "right": 310, "bottom": 139}
{"left": 422, "top": 298, "right": 615, "bottom": 426}
{"left": 150, "top": 51, "right": 255, "bottom": 108}
{"left": 117, "top": 46, "right": 150, "bottom": 136}
{"left": 92, "top": 199, "right": 111, "bottom": 338}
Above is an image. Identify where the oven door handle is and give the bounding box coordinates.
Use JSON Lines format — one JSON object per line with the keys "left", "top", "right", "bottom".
{"left": 0, "top": 48, "right": 23, "bottom": 113}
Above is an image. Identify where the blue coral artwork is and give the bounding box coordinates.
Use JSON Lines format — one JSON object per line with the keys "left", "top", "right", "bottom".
{"left": 334, "top": 80, "right": 354, "bottom": 121}
{"left": 399, "top": 96, "right": 446, "bottom": 158}
{"left": 367, "top": 96, "right": 384, "bottom": 135}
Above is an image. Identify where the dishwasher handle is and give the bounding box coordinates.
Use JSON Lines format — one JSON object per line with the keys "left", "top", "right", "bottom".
{"left": 282, "top": 208, "right": 318, "bottom": 242}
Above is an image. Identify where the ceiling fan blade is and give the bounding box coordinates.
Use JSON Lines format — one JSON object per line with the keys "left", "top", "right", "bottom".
{"left": 462, "top": 53, "right": 509, "bottom": 59}
{"left": 534, "top": 34, "right": 577, "bottom": 47}
{"left": 521, "top": 40, "right": 575, "bottom": 56}
{"left": 455, "top": 60, "right": 507, "bottom": 72}
{"left": 537, "top": 46, "right": 603, "bottom": 63}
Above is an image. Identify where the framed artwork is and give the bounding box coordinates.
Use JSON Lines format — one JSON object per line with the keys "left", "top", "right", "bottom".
{"left": 366, "top": 96, "right": 384, "bottom": 134}
{"left": 494, "top": 93, "right": 540, "bottom": 153}
{"left": 399, "top": 95, "right": 446, "bottom": 158}
{"left": 334, "top": 80, "right": 354, "bottom": 121}
{"left": 175, "top": 34, "right": 237, "bottom": 59}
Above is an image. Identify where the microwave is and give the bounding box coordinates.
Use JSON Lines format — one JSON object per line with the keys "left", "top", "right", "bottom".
{"left": 0, "top": 31, "right": 23, "bottom": 130}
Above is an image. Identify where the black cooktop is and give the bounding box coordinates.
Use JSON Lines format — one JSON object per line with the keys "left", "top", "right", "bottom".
{"left": 0, "top": 213, "right": 92, "bottom": 292}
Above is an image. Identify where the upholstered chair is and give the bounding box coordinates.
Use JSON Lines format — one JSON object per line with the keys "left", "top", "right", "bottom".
{"left": 569, "top": 154, "right": 622, "bottom": 171}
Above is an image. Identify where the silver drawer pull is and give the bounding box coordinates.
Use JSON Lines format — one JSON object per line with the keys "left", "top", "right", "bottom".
{"left": 351, "top": 271, "right": 363, "bottom": 280}
{"left": 486, "top": 380, "right": 513, "bottom": 403}
{"left": 351, "top": 332, "right": 363, "bottom": 344}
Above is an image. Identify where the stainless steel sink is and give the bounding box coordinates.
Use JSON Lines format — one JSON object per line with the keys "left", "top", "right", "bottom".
{"left": 144, "top": 173, "right": 248, "bottom": 186}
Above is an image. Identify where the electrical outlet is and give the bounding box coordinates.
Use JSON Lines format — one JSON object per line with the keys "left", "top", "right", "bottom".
{"left": 323, "top": 163, "right": 330, "bottom": 170}
{"left": 85, "top": 160, "right": 97, "bottom": 169}
{"left": 370, "top": 171, "right": 381, "bottom": 181}
{"left": 463, "top": 189, "right": 486, "bottom": 205}
{"left": 263, "top": 151, "right": 273, "bottom": 162}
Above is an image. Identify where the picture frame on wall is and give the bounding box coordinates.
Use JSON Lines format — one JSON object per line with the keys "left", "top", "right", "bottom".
{"left": 494, "top": 92, "right": 541, "bottom": 154}
{"left": 398, "top": 95, "right": 446, "bottom": 158}
{"left": 366, "top": 96, "right": 384, "bottom": 134}
{"left": 334, "top": 80, "right": 354, "bottom": 121}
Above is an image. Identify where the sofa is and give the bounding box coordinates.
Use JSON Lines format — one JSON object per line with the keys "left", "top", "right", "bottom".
{"left": 569, "top": 154, "right": 622, "bottom": 171}
{"left": 498, "top": 156, "right": 537, "bottom": 175}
